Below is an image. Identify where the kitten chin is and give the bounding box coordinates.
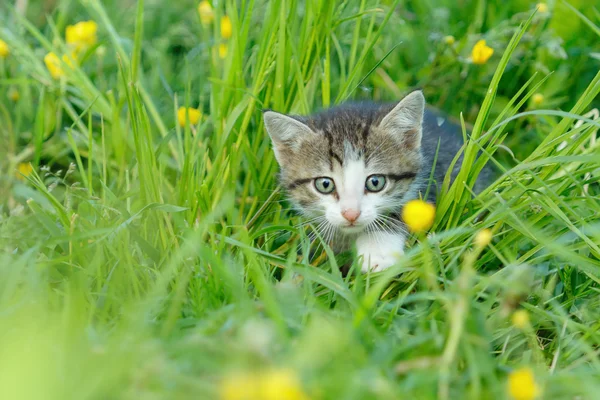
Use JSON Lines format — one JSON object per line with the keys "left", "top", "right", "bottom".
{"left": 338, "top": 225, "right": 366, "bottom": 235}
{"left": 264, "top": 90, "right": 490, "bottom": 273}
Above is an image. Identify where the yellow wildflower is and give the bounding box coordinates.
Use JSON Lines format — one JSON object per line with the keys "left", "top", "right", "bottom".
{"left": 507, "top": 368, "right": 540, "bottom": 400}
{"left": 512, "top": 310, "right": 530, "bottom": 329}
{"left": 261, "top": 369, "right": 309, "bottom": 400}
{"left": 8, "top": 88, "right": 20, "bottom": 102}
{"left": 221, "top": 369, "right": 309, "bottom": 400}
{"left": 44, "top": 51, "right": 77, "bottom": 79}
{"left": 66, "top": 21, "right": 98, "bottom": 52}
{"left": 218, "top": 43, "right": 228, "bottom": 59}
{"left": 16, "top": 163, "right": 33, "bottom": 180}
{"left": 0, "top": 39, "right": 9, "bottom": 58}
{"left": 221, "top": 16, "right": 232, "bottom": 39}
{"left": 177, "top": 107, "right": 202, "bottom": 127}
{"left": 198, "top": 1, "right": 214, "bottom": 25}
{"left": 220, "top": 372, "right": 259, "bottom": 400}
{"left": 474, "top": 228, "right": 493, "bottom": 247}
{"left": 536, "top": 3, "right": 549, "bottom": 13}
{"left": 402, "top": 200, "right": 436, "bottom": 233}
{"left": 532, "top": 93, "right": 544, "bottom": 106}
{"left": 44, "top": 52, "right": 64, "bottom": 79}
{"left": 471, "top": 39, "right": 494, "bottom": 65}
{"left": 443, "top": 35, "right": 455, "bottom": 45}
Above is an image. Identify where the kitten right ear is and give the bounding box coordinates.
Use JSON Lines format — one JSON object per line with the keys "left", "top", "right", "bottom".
{"left": 379, "top": 90, "right": 425, "bottom": 151}
{"left": 263, "top": 111, "right": 314, "bottom": 160}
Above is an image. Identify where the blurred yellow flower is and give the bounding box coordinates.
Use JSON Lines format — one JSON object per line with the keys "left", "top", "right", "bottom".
{"left": 219, "top": 43, "right": 228, "bottom": 59}
{"left": 261, "top": 369, "right": 309, "bottom": 400}
{"left": 471, "top": 39, "right": 494, "bottom": 65}
{"left": 221, "top": 372, "right": 259, "bottom": 400}
{"left": 532, "top": 93, "right": 544, "bottom": 106}
{"left": 508, "top": 368, "right": 540, "bottom": 400}
{"left": 16, "top": 163, "right": 33, "bottom": 180}
{"left": 44, "top": 52, "right": 64, "bottom": 79}
{"left": 0, "top": 39, "right": 9, "bottom": 58}
{"left": 443, "top": 35, "right": 455, "bottom": 45}
{"left": 221, "top": 369, "right": 309, "bottom": 400}
{"left": 402, "top": 200, "right": 436, "bottom": 233}
{"left": 536, "top": 3, "right": 549, "bottom": 13}
{"left": 198, "top": 1, "right": 214, "bottom": 25}
{"left": 44, "top": 52, "right": 77, "bottom": 79}
{"left": 221, "top": 16, "right": 232, "bottom": 39}
{"left": 177, "top": 106, "right": 202, "bottom": 127}
{"left": 474, "top": 228, "right": 493, "bottom": 247}
{"left": 66, "top": 21, "right": 98, "bottom": 51}
{"left": 8, "top": 88, "right": 20, "bottom": 102}
{"left": 512, "top": 309, "right": 530, "bottom": 329}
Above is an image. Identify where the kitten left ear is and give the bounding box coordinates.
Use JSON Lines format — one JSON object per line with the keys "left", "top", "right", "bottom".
{"left": 263, "top": 111, "right": 314, "bottom": 163}
{"left": 379, "top": 90, "right": 425, "bottom": 151}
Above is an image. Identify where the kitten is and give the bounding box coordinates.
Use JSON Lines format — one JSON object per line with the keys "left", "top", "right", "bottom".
{"left": 263, "top": 90, "right": 485, "bottom": 273}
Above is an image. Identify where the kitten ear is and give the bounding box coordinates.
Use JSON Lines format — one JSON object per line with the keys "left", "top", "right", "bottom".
{"left": 379, "top": 90, "right": 425, "bottom": 151}
{"left": 263, "top": 111, "right": 314, "bottom": 161}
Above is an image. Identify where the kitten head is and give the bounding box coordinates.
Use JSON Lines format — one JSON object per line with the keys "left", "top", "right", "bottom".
{"left": 263, "top": 90, "right": 425, "bottom": 236}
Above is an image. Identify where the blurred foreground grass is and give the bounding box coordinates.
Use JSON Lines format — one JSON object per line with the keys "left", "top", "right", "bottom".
{"left": 1, "top": 0, "right": 600, "bottom": 399}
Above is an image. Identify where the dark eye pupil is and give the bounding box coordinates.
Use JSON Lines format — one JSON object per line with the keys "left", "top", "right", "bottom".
{"left": 371, "top": 178, "right": 379, "bottom": 186}
{"left": 322, "top": 180, "right": 329, "bottom": 188}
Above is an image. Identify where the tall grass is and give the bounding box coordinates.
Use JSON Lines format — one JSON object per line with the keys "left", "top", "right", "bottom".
{"left": 1, "top": 0, "right": 599, "bottom": 399}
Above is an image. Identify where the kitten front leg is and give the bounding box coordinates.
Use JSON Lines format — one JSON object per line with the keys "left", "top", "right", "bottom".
{"left": 356, "top": 231, "right": 405, "bottom": 273}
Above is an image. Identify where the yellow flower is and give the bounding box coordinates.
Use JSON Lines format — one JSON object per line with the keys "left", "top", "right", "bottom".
{"left": 261, "top": 369, "right": 309, "bottom": 400}
{"left": 474, "top": 228, "right": 493, "bottom": 247}
{"left": 443, "top": 35, "right": 455, "bottom": 45}
{"left": 221, "top": 369, "right": 309, "bottom": 400}
{"left": 44, "top": 52, "right": 77, "bottom": 79}
{"left": 402, "top": 200, "right": 436, "bottom": 233}
{"left": 532, "top": 93, "right": 544, "bottom": 106}
{"left": 8, "top": 88, "right": 20, "bottom": 102}
{"left": 220, "top": 372, "right": 260, "bottom": 400}
{"left": 66, "top": 21, "right": 98, "bottom": 51}
{"left": 218, "top": 43, "right": 228, "bottom": 59}
{"left": 44, "top": 52, "right": 64, "bottom": 79}
{"left": 507, "top": 368, "right": 540, "bottom": 400}
{"left": 221, "top": 16, "right": 232, "bottom": 39}
{"left": 198, "top": 1, "right": 214, "bottom": 25}
{"left": 16, "top": 163, "right": 33, "bottom": 180}
{"left": 471, "top": 39, "right": 494, "bottom": 65}
{"left": 512, "top": 310, "right": 530, "bottom": 329}
{"left": 536, "top": 3, "right": 549, "bottom": 13}
{"left": 0, "top": 39, "right": 9, "bottom": 58}
{"left": 177, "top": 107, "right": 202, "bottom": 127}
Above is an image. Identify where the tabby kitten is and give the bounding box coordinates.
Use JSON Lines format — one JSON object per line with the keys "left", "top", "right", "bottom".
{"left": 264, "top": 91, "right": 476, "bottom": 272}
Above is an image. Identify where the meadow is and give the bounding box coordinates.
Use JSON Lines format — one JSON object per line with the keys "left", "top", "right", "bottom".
{"left": 1, "top": 0, "right": 599, "bottom": 399}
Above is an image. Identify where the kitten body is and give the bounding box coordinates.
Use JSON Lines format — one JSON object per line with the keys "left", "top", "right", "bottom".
{"left": 264, "top": 91, "right": 486, "bottom": 272}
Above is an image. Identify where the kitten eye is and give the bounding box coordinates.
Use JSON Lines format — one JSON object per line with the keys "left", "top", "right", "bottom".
{"left": 314, "top": 177, "right": 335, "bottom": 194}
{"left": 365, "top": 175, "right": 386, "bottom": 192}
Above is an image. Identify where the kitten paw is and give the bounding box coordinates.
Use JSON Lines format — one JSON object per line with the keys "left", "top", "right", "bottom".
{"left": 356, "top": 232, "right": 405, "bottom": 273}
{"left": 359, "top": 252, "right": 402, "bottom": 273}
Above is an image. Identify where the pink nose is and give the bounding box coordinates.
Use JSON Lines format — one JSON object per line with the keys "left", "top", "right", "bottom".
{"left": 341, "top": 209, "right": 361, "bottom": 223}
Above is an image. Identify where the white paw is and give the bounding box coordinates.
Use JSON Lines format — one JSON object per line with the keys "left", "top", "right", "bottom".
{"left": 356, "top": 231, "right": 405, "bottom": 273}
{"left": 360, "top": 252, "right": 401, "bottom": 273}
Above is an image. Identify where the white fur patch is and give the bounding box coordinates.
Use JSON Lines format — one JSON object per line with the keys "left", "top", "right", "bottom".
{"left": 356, "top": 231, "right": 405, "bottom": 272}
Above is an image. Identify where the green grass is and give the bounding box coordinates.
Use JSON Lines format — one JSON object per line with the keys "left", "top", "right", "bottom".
{"left": 1, "top": 0, "right": 600, "bottom": 399}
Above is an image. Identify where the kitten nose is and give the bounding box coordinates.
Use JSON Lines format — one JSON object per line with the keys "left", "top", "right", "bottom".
{"left": 341, "top": 209, "right": 361, "bottom": 223}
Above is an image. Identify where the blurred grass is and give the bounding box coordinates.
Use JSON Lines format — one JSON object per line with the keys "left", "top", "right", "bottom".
{"left": 1, "top": 0, "right": 600, "bottom": 399}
